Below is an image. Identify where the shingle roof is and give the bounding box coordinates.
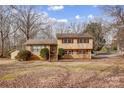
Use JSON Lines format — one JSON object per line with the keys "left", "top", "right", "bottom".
{"left": 56, "top": 32, "right": 93, "bottom": 39}
{"left": 24, "top": 33, "right": 93, "bottom": 45}
{"left": 24, "top": 39, "right": 57, "bottom": 45}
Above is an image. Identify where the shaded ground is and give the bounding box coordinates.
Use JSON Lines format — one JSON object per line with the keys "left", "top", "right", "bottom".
{"left": 0, "top": 55, "right": 124, "bottom": 87}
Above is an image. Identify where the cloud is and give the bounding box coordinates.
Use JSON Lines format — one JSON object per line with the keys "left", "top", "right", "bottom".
{"left": 88, "top": 14, "right": 94, "bottom": 19}
{"left": 75, "top": 15, "right": 80, "bottom": 19}
{"left": 48, "top": 18, "right": 68, "bottom": 23}
{"left": 38, "top": 11, "right": 67, "bottom": 24}
{"left": 57, "top": 19, "right": 68, "bottom": 23}
{"left": 48, "top": 17, "right": 57, "bottom": 23}
{"left": 48, "top": 5, "right": 64, "bottom": 11}
{"left": 49, "top": 18, "right": 57, "bottom": 22}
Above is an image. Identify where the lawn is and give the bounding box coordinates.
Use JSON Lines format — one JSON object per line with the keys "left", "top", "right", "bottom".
{"left": 0, "top": 56, "right": 124, "bottom": 88}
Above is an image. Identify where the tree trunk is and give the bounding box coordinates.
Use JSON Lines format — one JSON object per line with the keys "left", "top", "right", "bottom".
{"left": 26, "top": 30, "right": 30, "bottom": 40}
{"left": 26, "top": 34, "right": 30, "bottom": 40}
{"left": 0, "top": 31, "right": 4, "bottom": 57}
{"left": 0, "top": 39, "right": 4, "bottom": 57}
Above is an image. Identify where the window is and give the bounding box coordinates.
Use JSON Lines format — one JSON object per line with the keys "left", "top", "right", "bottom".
{"left": 64, "top": 50, "right": 73, "bottom": 55}
{"left": 84, "top": 38, "right": 89, "bottom": 43}
{"left": 77, "top": 38, "right": 89, "bottom": 43}
{"left": 77, "top": 50, "right": 89, "bottom": 54}
{"left": 68, "top": 50, "right": 73, "bottom": 54}
{"left": 83, "top": 50, "right": 88, "bottom": 54}
{"left": 32, "top": 45, "right": 44, "bottom": 52}
{"left": 77, "top": 50, "right": 83, "bottom": 54}
{"left": 63, "top": 38, "right": 68, "bottom": 43}
{"left": 62, "top": 38, "right": 73, "bottom": 43}
{"left": 77, "top": 38, "right": 83, "bottom": 43}
{"left": 64, "top": 50, "right": 68, "bottom": 54}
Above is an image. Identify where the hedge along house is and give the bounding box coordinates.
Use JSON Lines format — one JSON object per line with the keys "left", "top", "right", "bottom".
{"left": 24, "top": 33, "right": 93, "bottom": 61}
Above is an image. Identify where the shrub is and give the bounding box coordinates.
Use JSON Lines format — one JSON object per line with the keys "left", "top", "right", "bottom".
{"left": 58, "top": 48, "right": 65, "bottom": 59}
{"left": 40, "top": 48, "right": 49, "bottom": 60}
{"left": 16, "top": 50, "right": 32, "bottom": 61}
{"left": 112, "top": 46, "right": 117, "bottom": 51}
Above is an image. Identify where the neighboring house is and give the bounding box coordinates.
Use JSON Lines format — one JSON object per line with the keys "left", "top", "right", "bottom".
{"left": 24, "top": 33, "right": 93, "bottom": 61}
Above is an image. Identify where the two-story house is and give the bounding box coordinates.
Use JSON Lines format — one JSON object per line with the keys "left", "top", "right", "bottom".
{"left": 24, "top": 32, "right": 93, "bottom": 61}
{"left": 56, "top": 33, "right": 93, "bottom": 59}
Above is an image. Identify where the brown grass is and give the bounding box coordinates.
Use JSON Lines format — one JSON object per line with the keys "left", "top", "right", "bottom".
{"left": 0, "top": 56, "right": 124, "bottom": 88}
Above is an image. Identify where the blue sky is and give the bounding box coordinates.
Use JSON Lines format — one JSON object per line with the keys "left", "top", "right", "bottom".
{"left": 36, "top": 5, "right": 105, "bottom": 22}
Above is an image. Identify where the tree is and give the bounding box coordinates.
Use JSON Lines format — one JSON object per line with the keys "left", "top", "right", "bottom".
{"left": 84, "top": 22, "right": 106, "bottom": 51}
{"left": 0, "top": 6, "right": 12, "bottom": 57}
{"left": 102, "top": 6, "right": 124, "bottom": 26}
{"left": 11, "top": 6, "right": 44, "bottom": 40}
{"left": 102, "top": 5, "right": 124, "bottom": 51}
{"left": 55, "top": 22, "right": 68, "bottom": 34}
{"left": 69, "top": 22, "right": 85, "bottom": 33}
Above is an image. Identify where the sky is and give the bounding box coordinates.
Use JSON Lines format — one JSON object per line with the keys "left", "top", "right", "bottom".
{"left": 35, "top": 5, "right": 113, "bottom": 43}
{"left": 37, "top": 5, "right": 105, "bottom": 23}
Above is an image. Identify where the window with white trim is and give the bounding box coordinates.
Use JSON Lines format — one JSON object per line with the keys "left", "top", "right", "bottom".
{"left": 77, "top": 38, "right": 89, "bottom": 43}
{"left": 77, "top": 50, "right": 89, "bottom": 54}
{"left": 64, "top": 50, "right": 73, "bottom": 55}
{"left": 62, "top": 38, "right": 73, "bottom": 43}
{"left": 32, "top": 45, "right": 45, "bottom": 52}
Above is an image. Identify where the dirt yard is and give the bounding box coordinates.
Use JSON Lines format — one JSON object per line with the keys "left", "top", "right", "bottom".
{"left": 0, "top": 58, "right": 16, "bottom": 65}
{"left": 0, "top": 55, "right": 124, "bottom": 88}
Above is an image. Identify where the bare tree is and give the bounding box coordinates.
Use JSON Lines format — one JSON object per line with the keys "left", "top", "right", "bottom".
{"left": 69, "top": 22, "right": 85, "bottom": 33}
{"left": 0, "top": 6, "right": 12, "bottom": 57}
{"left": 102, "top": 6, "right": 124, "bottom": 26}
{"left": 0, "top": 6, "right": 11, "bottom": 57}
{"left": 11, "top": 6, "right": 44, "bottom": 40}
{"left": 0, "top": 6, "right": 21, "bottom": 57}
{"left": 55, "top": 22, "right": 68, "bottom": 34}
{"left": 102, "top": 5, "right": 124, "bottom": 51}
